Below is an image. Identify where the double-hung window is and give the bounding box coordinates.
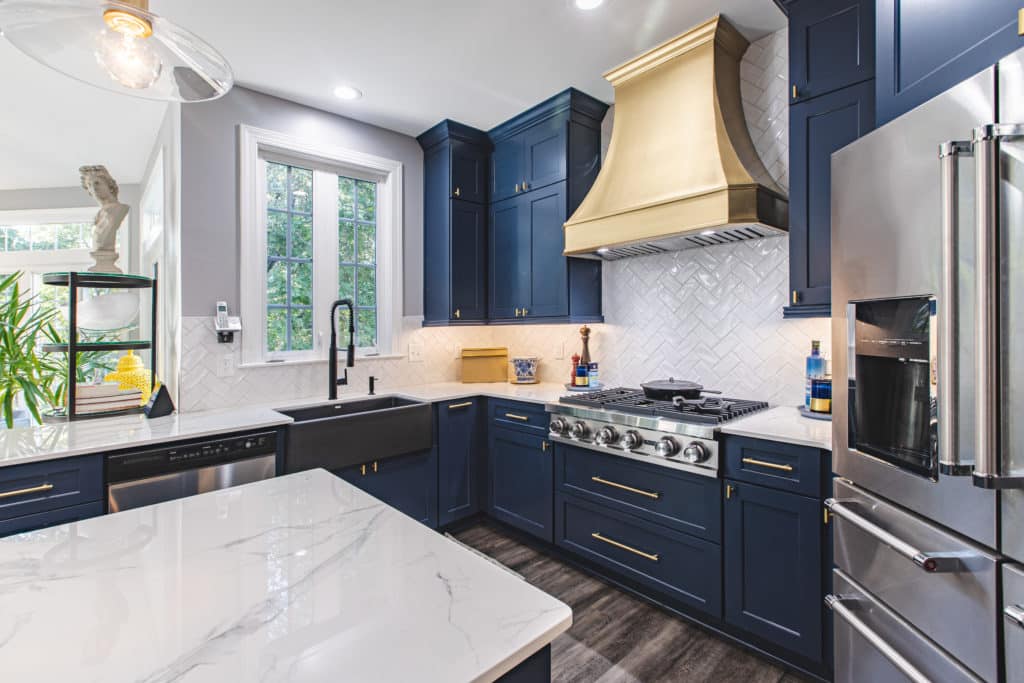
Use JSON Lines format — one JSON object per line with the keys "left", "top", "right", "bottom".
{"left": 239, "top": 126, "right": 403, "bottom": 366}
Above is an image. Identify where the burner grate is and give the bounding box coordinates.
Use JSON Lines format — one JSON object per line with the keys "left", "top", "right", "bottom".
{"left": 559, "top": 387, "right": 769, "bottom": 425}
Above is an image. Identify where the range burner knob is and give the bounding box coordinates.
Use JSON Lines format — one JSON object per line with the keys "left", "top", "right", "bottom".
{"left": 595, "top": 426, "right": 619, "bottom": 445}
{"left": 681, "top": 441, "right": 710, "bottom": 463}
{"left": 655, "top": 436, "right": 679, "bottom": 458}
{"left": 571, "top": 421, "right": 590, "bottom": 440}
{"left": 621, "top": 430, "right": 643, "bottom": 450}
{"left": 549, "top": 418, "right": 570, "bottom": 436}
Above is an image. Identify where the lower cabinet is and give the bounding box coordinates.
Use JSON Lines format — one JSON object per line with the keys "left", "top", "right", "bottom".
{"left": 555, "top": 492, "right": 722, "bottom": 617}
{"left": 437, "top": 398, "right": 482, "bottom": 526}
{"left": 488, "top": 425, "right": 553, "bottom": 542}
{"left": 0, "top": 501, "right": 104, "bottom": 537}
{"left": 723, "top": 478, "right": 823, "bottom": 662}
{"left": 337, "top": 449, "right": 439, "bottom": 528}
{"left": 0, "top": 454, "right": 105, "bottom": 538}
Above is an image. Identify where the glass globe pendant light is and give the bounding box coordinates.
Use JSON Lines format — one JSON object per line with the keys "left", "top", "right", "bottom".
{"left": 0, "top": 0, "right": 233, "bottom": 102}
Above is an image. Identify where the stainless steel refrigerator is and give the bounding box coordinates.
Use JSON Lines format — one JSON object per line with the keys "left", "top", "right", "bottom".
{"left": 830, "top": 45, "right": 1024, "bottom": 682}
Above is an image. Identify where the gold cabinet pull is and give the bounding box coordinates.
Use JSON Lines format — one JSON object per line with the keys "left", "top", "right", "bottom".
{"left": 591, "top": 476, "right": 660, "bottom": 500}
{"left": 591, "top": 532, "right": 659, "bottom": 562}
{"left": 454, "top": 187, "right": 461, "bottom": 197}
{"left": 1019, "top": 8, "right": 1023, "bottom": 35}
{"left": 522, "top": 180, "right": 529, "bottom": 190}
{"left": 542, "top": 441, "right": 550, "bottom": 452}
{"left": 505, "top": 413, "right": 529, "bottom": 422}
{"left": 792, "top": 290, "right": 799, "bottom": 305}
{"left": 725, "top": 484, "right": 735, "bottom": 499}
{"left": 522, "top": 307, "right": 528, "bottom": 316}
{"left": 824, "top": 507, "right": 831, "bottom": 525}
{"left": 360, "top": 464, "right": 367, "bottom": 476}
{"left": 514, "top": 308, "right": 522, "bottom": 317}
{"left": 792, "top": 84, "right": 798, "bottom": 99}
{"left": 448, "top": 401, "right": 473, "bottom": 410}
{"left": 0, "top": 482, "right": 53, "bottom": 500}
{"left": 742, "top": 457, "right": 794, "bottom": 472}
{"left": 515, "top": 183, "right": 521, "bottom": 193}
{"left": 454, "top": 309, "right": 461, "bottom": 319}
{"left": 373, "top": 461, "right": 378, "bottom": 473}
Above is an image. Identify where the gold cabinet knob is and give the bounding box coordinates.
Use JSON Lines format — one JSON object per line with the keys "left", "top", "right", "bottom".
{"left": 454, "top": 308, "right": 461, "bottom": 319}
{"left": 523, "top": 307, "right": 529, "bottom": 316}
{"left": 522, "top": 180, "right": 529, "bottom": 190}
{"left": 514, "top": 308, "right": 521, "bottom": 317}
{"left": 515, "top": 183, "right": 521, "bottom": 193}
{"left": 792, "top": 84, "right": 798, "bottom": 99}
{"left": 454, "top": 187, "right": 461, "bottom": 197}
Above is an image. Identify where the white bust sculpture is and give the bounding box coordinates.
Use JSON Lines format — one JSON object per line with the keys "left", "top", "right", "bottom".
{"left": 80, "top": 165, "right": 129, "bottom": 273}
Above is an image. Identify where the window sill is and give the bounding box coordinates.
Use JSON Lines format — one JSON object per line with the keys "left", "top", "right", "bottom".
{"left": 238, "top": 353, "right": 405, "bottom": 369}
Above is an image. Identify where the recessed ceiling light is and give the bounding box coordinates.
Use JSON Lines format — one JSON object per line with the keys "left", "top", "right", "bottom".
{"left": 333, "top": 85, "right": 362, "bottom": 100}
{"left": 575, "top": 0, "right": 604, "bottom": 9}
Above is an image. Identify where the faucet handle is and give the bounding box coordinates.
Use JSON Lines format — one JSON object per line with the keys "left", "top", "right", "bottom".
{"left": 369, "top": 375, "right": 379, "bottom": 395}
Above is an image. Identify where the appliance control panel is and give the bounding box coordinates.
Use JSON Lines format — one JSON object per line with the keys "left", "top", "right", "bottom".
{"left": 548, "top": 417, "right": 718, "bottom": 477}
{"left": 106, "top": 431, "right": 279, "bottom": 483}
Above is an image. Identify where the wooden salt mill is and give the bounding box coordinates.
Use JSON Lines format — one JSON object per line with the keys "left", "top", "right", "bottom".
{"left": 579, "top": 325, "right": 591, "bottom": 366}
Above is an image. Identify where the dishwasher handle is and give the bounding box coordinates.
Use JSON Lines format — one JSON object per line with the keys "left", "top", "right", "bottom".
{"left": 826, "top": 594, "right": 931, "bottom": 683}
{"left": 825, "top": 498, "right": 965, "bottom": 573}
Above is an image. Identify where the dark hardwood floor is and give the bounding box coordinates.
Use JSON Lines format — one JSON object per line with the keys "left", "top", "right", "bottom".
{"left": 454, "top": 521, "right": 807, "bottom": 683}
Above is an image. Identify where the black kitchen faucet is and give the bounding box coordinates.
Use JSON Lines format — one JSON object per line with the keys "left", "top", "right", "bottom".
{"left": 329, "top": 299, "right": 355, "bottom": 400}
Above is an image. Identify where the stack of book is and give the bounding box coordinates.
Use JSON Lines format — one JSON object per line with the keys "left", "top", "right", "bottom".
{"left": 75, "top": 383, "right": 143, "bottom": 415}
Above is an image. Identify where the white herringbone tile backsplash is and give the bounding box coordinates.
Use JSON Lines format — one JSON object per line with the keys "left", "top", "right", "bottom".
{"left": 179, "top": 28, "right": 828, "bottom": 412}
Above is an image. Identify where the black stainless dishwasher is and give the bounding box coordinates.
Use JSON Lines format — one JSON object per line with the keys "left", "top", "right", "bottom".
{"left": 106, "top": 432, "right": 279, "bottom": 512}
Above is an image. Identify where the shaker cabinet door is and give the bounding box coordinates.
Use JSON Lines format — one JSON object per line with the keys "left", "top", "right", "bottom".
{"left": 450, "top": 200, "right": 487, "bottom": 322}
{"left": 488, "top": 426, "right": 553, "bottom": 542}
{"left": 525, "top": 182, "right": 569, "bottom": 319}
{"left": 789, "top": 0, "right": 875, "bottom": 102}
{"left": 489, "top": 195, "right": 530, "bottom": 320}
{"left": 437, "top": 399, "right": 481, "bottom": 526}
{"left": 451, "top": 140, "right": 488, "bottom": 204}
{"left": 491, "top": 136, "right": 524, "bottom": 203}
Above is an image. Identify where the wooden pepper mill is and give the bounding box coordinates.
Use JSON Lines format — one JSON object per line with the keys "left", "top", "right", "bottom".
{"left": 579, "top": 325, "right": 592, "bottom": 366}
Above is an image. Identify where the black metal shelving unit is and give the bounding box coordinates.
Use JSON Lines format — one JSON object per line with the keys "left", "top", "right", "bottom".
{"left": 42, "top": 270, "right": 158, "bottom": 420}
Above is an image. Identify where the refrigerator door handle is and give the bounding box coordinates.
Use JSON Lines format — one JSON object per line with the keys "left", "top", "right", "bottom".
{"left": 972, "top": 124, "right": 1024, "bottom": 489}
{"left": 1006, "top": 604, "right": 1024, "bottom": 629}
{"left": 938, "top": 141, "right": 974, "bottom": 476}
{"left": 825, "top": 498, "right": 972, "bottom": 573}
{"left": 826, "top": 594, "right": 931, "bottom": 683}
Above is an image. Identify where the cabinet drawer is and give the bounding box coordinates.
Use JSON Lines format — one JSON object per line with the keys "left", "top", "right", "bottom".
{"left": 555, "top": 443, "right": 720, "bottom": 542}
{"left": 556, "top": 493, "right": 722, "bottom": 617}
{"left": 490, "top": 399, "right": 548, "bottom": 434}
{"left": 723, "top": 436, "right": 824, "bottom": 497}
{"left": 0, "top": 501, "right": 104, "bottom": 538}
{"left": 0, "top": 455, "right": 103, "bottom": 521}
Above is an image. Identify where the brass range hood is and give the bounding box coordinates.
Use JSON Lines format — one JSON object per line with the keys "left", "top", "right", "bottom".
{"left": 564, "top": 16, "right": 788, "bottom": 260}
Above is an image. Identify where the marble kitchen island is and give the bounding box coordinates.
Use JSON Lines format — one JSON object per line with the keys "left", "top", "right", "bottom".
{"left": 0, "top": 469, "right": 570, "bottom": 682}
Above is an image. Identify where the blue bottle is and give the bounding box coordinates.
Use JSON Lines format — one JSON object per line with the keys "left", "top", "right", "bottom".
{"left": 805, "top": 340, "right": 825, "bottom": 409}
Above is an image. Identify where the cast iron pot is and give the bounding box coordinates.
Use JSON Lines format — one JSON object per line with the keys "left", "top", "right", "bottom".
{"left": 640, "top": 378, "right": 721, "bottom": 401}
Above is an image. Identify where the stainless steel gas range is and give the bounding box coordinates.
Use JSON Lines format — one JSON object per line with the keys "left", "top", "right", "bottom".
{"left": 545, "top": 387, "right": 769, "bottom": 478}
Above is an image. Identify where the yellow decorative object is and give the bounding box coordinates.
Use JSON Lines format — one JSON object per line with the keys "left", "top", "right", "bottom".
{"left": 105, "top": 350, "right": 155, "bottom": 404}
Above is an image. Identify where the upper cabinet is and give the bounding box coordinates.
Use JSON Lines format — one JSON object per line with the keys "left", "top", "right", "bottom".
{"left": 418, "top": 121, "right": 491, "bottom": 326}
{"left": 877, "top": 0, "right": 1024, "bottom": 125}
{"left": 419, "top": 88, "right": 608, "bottom": 326}
{"left": 789, "top": 0, "right": 875, "bottom": 103}
{"left": 785, "top": 0, "right": 876, "bottom": 318}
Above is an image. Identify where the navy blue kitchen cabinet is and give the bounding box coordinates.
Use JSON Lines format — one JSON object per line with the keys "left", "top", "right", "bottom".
{"left": 437, "top": 398, "right": 482, "bottom": 526}
{"left": 723, "top": 478, "right": 823, "bottom": 663}
{"left": 789, "top": 0, "right": 875, "bottom": 103}
{"left": 488, "top": 423, "right": 553, "bottom": 543}
{"left": 786, "top": 80, "right": 875, "bottom": 317}
{"left": 877, "top": 0, "right": 1024, "bottom": 125}
{"left": 336, "top": 449, "right": 439, "bottom": 528}
{"left": 0, "top": 454, "right": 104, "bottom": 538}
{"left": 419, "top": 121, "right": 491, "bottom": 325}
{"left": 489, "top": 183, "right": 572, "bottom": 320}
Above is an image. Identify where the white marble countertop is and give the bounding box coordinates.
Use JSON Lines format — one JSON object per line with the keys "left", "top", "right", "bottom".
{"left": 0, "top": 469, "right": 571, "bottom": 682}
{"left": 0, "top": 406, "right": 292, "bottom": 469}
{"left": 719, "top": 406, "right": 833, "bottom": 451}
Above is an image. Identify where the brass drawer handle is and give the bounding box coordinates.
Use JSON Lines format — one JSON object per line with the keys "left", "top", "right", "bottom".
{"left": 454, "top": 187, "right": 461, "bottom": 197}
{"left": 591, "top": 532, "right": 659, "bottom": 562}
{"left": 0, "top": 483, "right": 54, "bottom": 500}
{"left": 505, "top": 413, "right": 530, "bottom": 422}
{"left": 454, "top": 309, "right": 461, "bottom": 319}
{"left": 515, "top": 183, "right": 521, "bottom": 193}
{"left": 792, "top": 84, "right": 798, "bottom": 99}
{"left": 448, "top": 401, "right": 473, "bottom": 410}
{"left": 742, "top": 457, "right": 794, "bottom": 472}
{"left": 591, "top": 476, "right": 660, "bottom": 500}
{"left": 542, "top": 441, "right": 550, "bottom": 452}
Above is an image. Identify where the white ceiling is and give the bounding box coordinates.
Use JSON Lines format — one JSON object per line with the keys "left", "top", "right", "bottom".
{"left": 163, "top": 0, "right": 786, "bottom": 136}
{"left": 0, "top": 41, "right": 168, "bottom": 191}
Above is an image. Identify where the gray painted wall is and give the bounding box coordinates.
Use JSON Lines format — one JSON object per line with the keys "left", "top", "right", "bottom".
{"left": 179, "top": 86, "right": 423, "bottom": 317}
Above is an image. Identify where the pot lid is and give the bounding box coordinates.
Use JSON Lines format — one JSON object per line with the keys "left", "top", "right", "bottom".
{"left": 641, "top": 378, "right": 703, "bottom": 393}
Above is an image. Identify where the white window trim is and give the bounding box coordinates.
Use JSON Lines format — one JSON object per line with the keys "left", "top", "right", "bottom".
{"left": 238, "top": 124, "right": 404, "bottom": 367}
{"left": 0, "top": 207, "right": 98, "bottom": 273}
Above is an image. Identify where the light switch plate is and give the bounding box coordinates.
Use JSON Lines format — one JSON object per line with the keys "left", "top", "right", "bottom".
{"left": 408, "top": 343, "right": 424, "bottom": 362}
{"left": 554, "top": 342, "right": 565, "bottom": 360}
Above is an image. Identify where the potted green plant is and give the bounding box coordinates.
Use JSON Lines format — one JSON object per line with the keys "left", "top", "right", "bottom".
{"left": 0, "top": 272, "right": 62, "bottom": 428}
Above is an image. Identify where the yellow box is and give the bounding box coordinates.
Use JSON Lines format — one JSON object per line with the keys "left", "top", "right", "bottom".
{"left": 461, "top": 347, "right": 509, "bottom": 383}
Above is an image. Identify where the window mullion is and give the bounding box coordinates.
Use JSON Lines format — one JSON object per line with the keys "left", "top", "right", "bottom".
{"left": 312, "top": 169, "right": 339, "bottom": 358}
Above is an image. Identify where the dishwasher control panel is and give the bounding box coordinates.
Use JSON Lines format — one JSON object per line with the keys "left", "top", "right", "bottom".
{"left": 106, "top": 431, "right": 279, "bottom": 483}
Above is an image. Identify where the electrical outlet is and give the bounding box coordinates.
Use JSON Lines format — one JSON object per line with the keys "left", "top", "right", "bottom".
{"left": 453, "top": 345, "right": 462, "bottom": 360}
{"left": 554, "top": 342, "right": 565, "bottom": 360}
{"left": 216, "top": 353, "right": 235, "bottom": 378}
{"left": 408, "top": 343, "right": 425, "bottom": 362}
